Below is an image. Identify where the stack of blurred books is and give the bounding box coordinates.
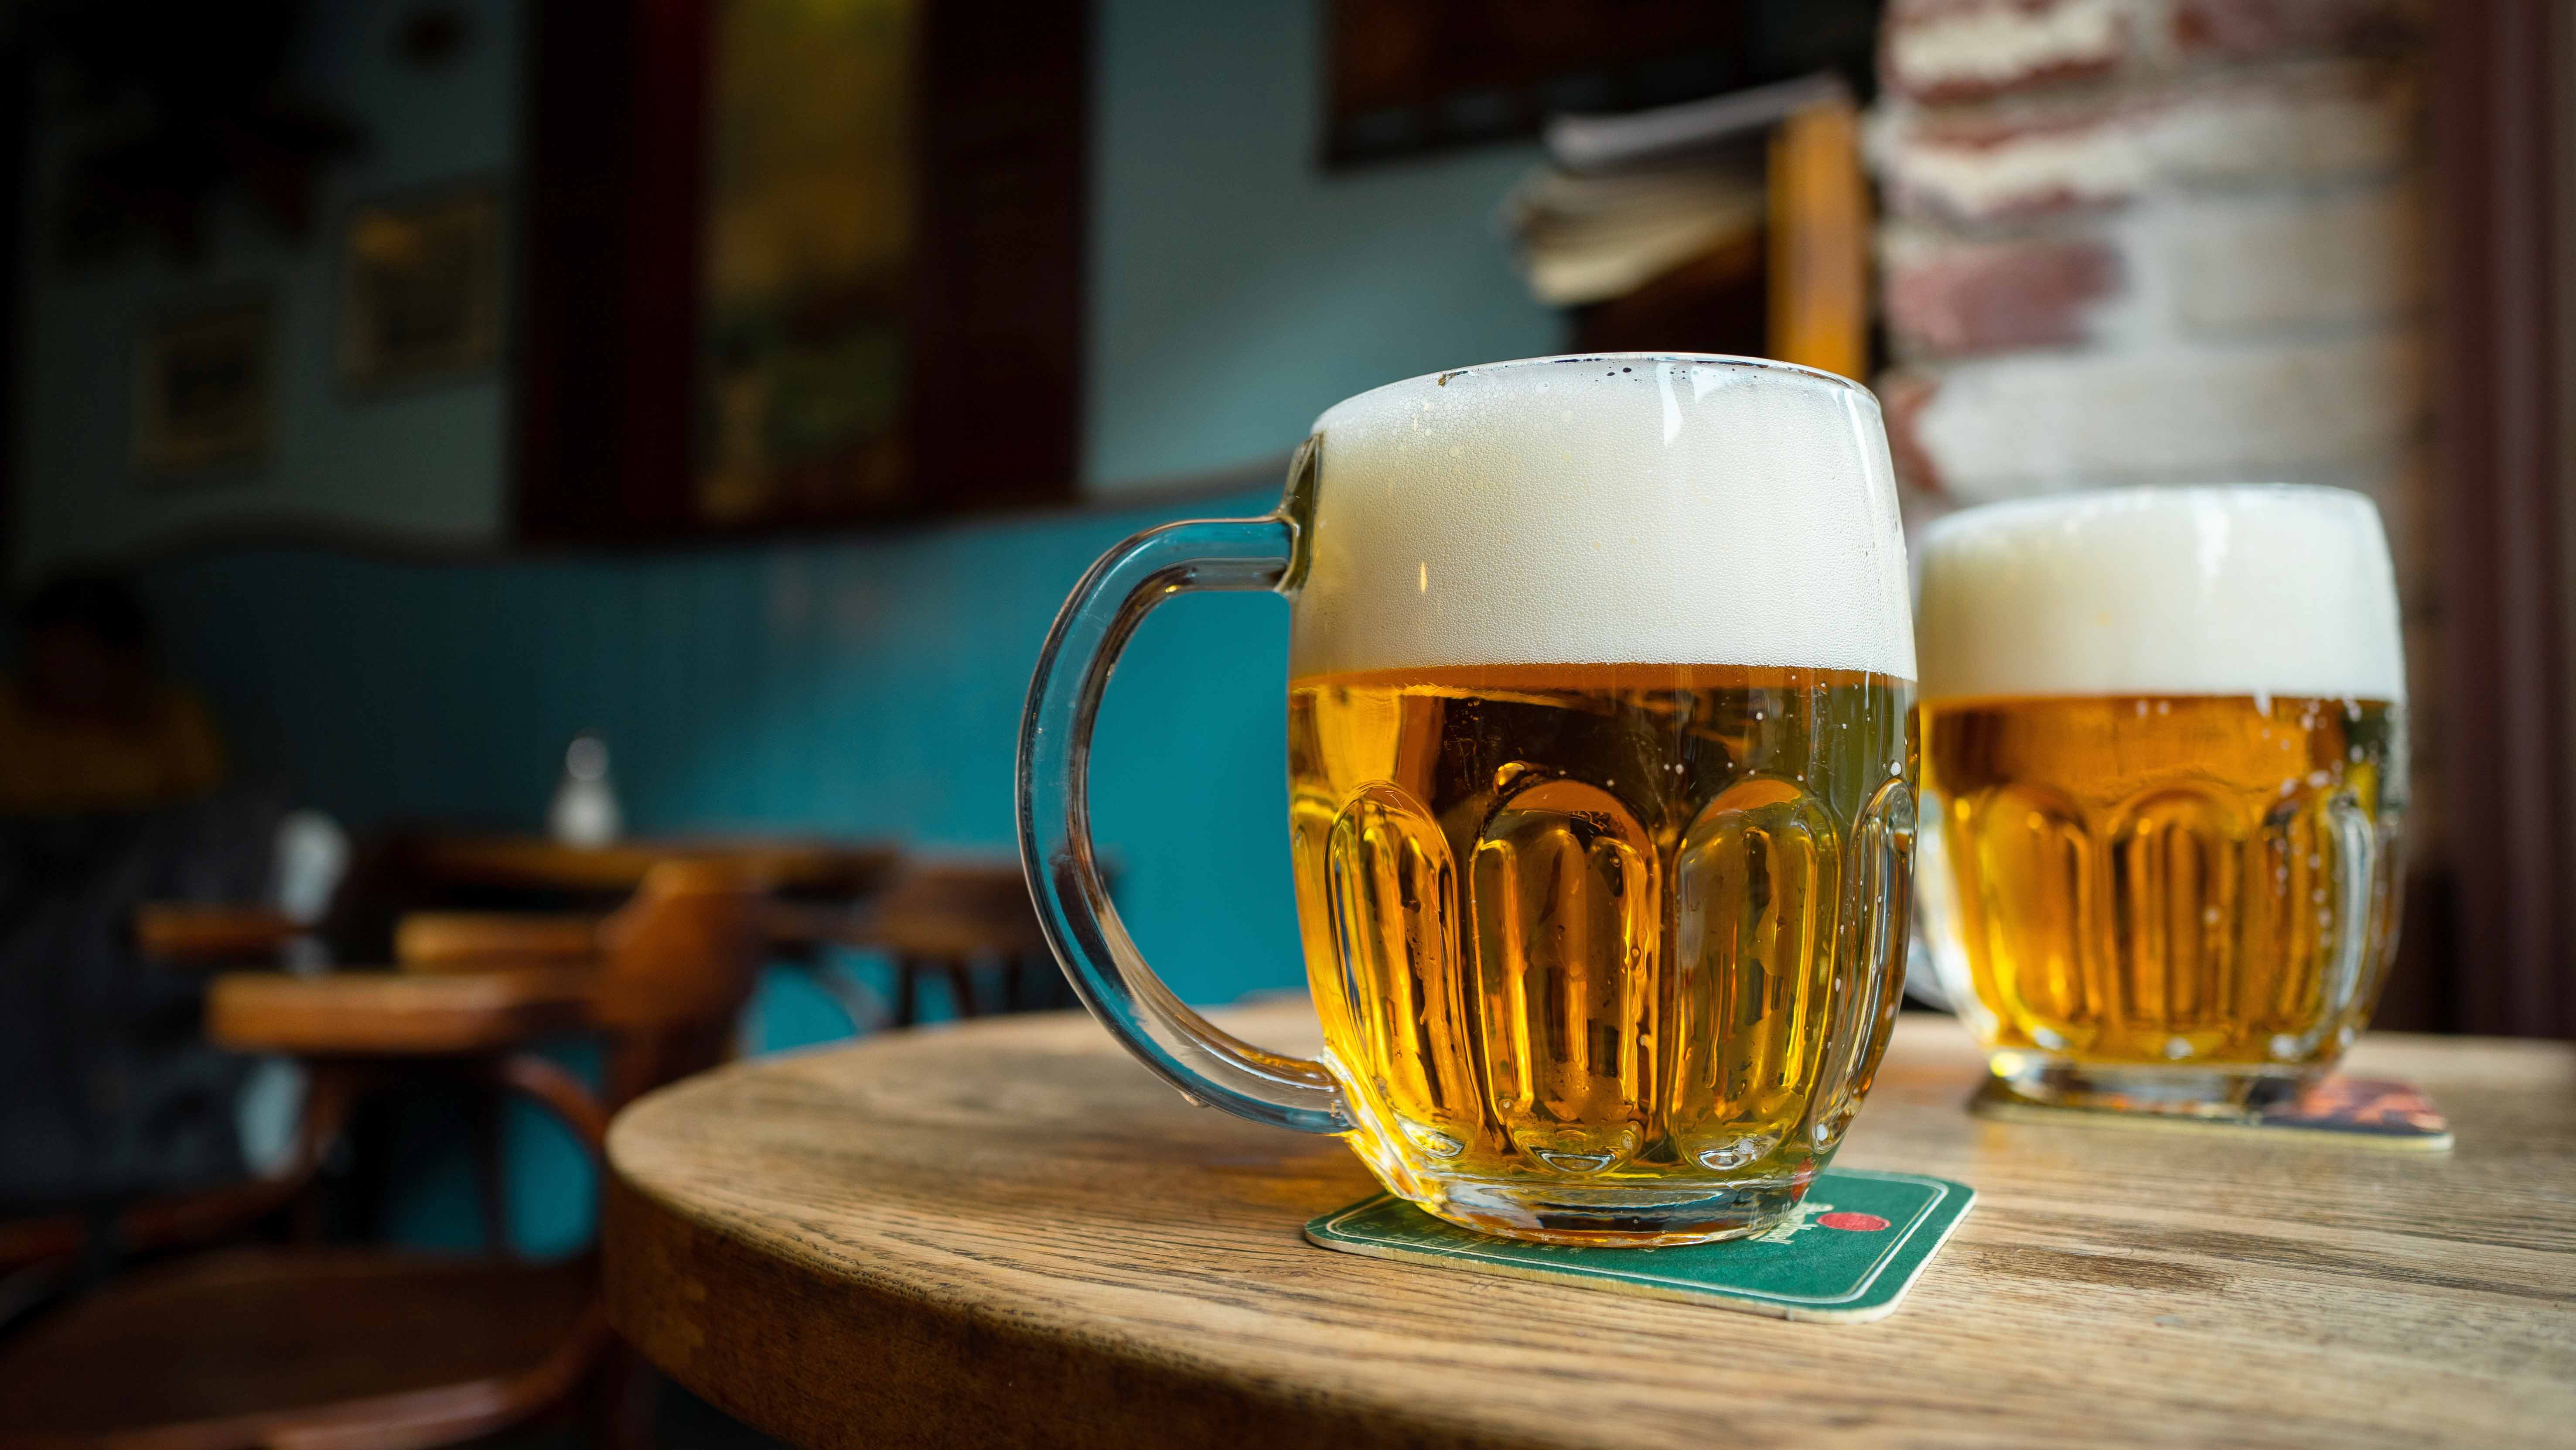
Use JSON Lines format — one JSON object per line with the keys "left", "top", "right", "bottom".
{"left": 1503, "top": 73, "right": 1844, "bottom": 308}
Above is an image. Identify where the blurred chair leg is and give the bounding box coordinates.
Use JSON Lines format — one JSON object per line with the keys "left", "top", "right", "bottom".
{"left": 588, "top": 1341, "right": 658, "bottom": 1450}
{"left": 472, "top": 1087, "right": 510, "bottom": 1255}
{"left": 895, "top": 961, "right": 919, "bottom": 1028}
{"left": 803, "top": 960, "right": 892, "bottom": 1036}
{"left": 945, "top": 962, "right": 979, "bottom": 1019}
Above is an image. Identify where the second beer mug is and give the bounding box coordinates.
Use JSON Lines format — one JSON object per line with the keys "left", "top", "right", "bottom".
{"left": 1021, "top": 355, "right": 1919, "bottom": 1245}
{"left": 1914, "top": 486, "right": 2409, "bottom": 1114}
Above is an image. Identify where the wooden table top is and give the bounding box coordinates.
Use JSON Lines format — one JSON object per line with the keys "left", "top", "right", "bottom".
{"left": 413, "top": 834, "right": 896, "bottom": 896}
{"left": 603, "top": 1002, "right": 2576, "bottom": 1450}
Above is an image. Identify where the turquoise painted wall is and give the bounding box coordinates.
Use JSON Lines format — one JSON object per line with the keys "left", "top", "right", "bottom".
{"left": 1086, "top": 0, "right": 1555, "bottom": 488}
{"left": 142, "top": 481, "right": 1300, "bottom": 1012}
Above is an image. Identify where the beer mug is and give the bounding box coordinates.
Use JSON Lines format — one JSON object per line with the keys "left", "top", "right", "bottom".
{"left": 1913, "top": 486, "right": 2408, "bottom": 1114}
{"left": 1019, "top": 355, "right": 1919, "bottom": 1245}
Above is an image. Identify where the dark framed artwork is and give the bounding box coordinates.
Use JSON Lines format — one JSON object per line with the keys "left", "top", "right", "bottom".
{"left": 516, "top": 0, "right": 1087, "bottom": 544}
{"left": 133, "top": 297, "right": 272, "bottom": 476}
{"left": 339, "top": 182, "right": 502, "bottom": 390}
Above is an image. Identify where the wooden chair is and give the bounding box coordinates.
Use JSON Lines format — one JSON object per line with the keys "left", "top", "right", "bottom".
{"left": 0, "top": 861, "right": 763, "bottom": 1450}
{"left": 823, "top": 858, "right": 1076, "bottom": 1027}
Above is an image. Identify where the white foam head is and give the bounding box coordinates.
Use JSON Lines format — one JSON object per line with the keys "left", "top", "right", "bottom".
{"left": 1915, "top": 485, "right": 2405, "bottom": 703}
{"left": 1286, "top": 355, "right": 1915, "bottom": 679}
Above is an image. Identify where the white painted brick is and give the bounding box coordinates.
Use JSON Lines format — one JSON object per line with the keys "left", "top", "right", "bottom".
{"left": 1884, "top": 0, "right": 2132, "bottom": 103}
{"left": 1871, "top": 96, "right": 2155, "bottom": 223}
{"left": 2151, "top": 62, "right": 2418, "bottom": 182}
{"left": 1871, "top": 60, "right": 2416, "bottom": 225}
{"left": 2164, "top": 177, "right": 2425, "bottom": 332}
{"left": 1900, "top": 332, "right": 2425, "bottom": 500}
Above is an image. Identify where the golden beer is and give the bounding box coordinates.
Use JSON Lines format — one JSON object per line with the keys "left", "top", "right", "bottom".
{"left": 1913, "top": 486, "right": 2409, "bottom": 1111}
{"left": 1920, "top": 693, "right": 2402, "bottom": 1070}
{"left": 1290, "top": 663, "right": 1915, "bottom": 1241}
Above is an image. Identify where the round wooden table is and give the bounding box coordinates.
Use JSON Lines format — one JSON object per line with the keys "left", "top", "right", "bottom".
{"left": 414, "top": 834, "right": 897, "bottom": 898}
{"left": 604, "top": 1001, "right": 2576, "bottom": 1450}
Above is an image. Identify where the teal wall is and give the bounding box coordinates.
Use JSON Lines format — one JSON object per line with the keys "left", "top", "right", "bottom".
{"left": 141, "top": 481, "right": 1299, "bottom": 1015}
{"left": 1087, "top": 0, "right": 1554, "bottom": 487}
{"left": 18, "top": 1, "right": 1564, "bottom": 1252}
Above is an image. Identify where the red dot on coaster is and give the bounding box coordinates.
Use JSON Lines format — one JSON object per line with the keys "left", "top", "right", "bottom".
{"left": 1818, "top": 1211, "right": 1890, "bottom": 1232}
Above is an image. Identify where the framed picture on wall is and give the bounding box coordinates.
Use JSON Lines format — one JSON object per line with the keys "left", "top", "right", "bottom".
{"left": 515, "top": 0, "right": 1088, "bottom": 543}
{"left": 339, "top": 183, "right": 503, "bottom": 390}
{"left": 133, "top": 297, "right": 273, "bottom": 476}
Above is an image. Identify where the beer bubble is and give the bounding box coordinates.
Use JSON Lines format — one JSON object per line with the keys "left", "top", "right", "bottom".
{"left": 1692, "top": 1133, "right": 1779, "bottom": 1170}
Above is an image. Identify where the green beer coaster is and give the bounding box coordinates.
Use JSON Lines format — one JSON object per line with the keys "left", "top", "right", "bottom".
{"left": 1968, "top": 1074, "right": 2454, "bottom": 1150}
{"left": 1303, "top": 1168, "right": 1974, "bottom": 1325}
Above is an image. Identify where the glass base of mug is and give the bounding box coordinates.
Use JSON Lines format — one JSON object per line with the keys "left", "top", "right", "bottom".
{"left": 1987, "top": 1048, "right": 2326, "bottom": 1119}
{"left": 1406, "top": 1175, "right": 1811, "bottom": 1247}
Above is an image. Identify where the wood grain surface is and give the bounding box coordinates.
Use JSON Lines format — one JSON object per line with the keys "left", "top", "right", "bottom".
{"left": 395, "top": 910, "right": 604, "bottom": 969}
{"left": 208, "top": 968, "right": 597, "bottom": 1055}
{"left": 415, "top": 835, "right": 894, "bottom": 896}
{"left": 604, "top": 1003, "right": 2576, "bottom": 1450}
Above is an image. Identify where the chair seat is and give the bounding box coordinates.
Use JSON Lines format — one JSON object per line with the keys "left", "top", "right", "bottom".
{"left": 0, "top": 1248, "right": 606, "bottom": 1450}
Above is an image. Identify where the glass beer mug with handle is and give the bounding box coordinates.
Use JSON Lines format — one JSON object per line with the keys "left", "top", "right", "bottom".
{"left": 1914, "top": 485, "right": 2408, "bottom": 1115}
{"left": 1019, "top": 354, "right": 1920, "bottom": 1245}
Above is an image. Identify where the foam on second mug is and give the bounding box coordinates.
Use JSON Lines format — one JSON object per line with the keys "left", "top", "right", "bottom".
{"left": 1915, "top": 485, "right": 2405, "bottom": 703}
{"left": 1288, "top": 355, "right": 1914, "bottom": 680}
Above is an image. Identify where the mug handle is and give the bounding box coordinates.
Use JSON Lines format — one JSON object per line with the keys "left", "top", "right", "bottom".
{"left": 1016, "top": 512, "right": 1353, "bottom": 1135}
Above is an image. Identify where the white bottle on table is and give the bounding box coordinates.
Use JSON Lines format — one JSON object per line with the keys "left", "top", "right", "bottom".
{"left": 550, "top": 732, "right": 622, "bottom": 847}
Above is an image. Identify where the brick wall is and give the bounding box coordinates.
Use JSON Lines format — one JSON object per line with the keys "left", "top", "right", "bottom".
{"left": 1870, "top": 0, "right": 2441, "bottom": 854}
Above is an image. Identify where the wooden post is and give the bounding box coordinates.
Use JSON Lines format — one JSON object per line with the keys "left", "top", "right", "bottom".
{"left": 1767, "top": 96, "right": 1869, "bottom": 382}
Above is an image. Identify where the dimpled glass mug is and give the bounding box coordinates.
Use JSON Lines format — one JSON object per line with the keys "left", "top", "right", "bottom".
{"left": 1018, "top": 355, "right": 1920, "bottom": 1245}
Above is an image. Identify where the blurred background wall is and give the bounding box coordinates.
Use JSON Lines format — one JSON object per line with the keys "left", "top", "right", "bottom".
{"left": 13, "top": 0, "right": 1564, "bottom": 1016}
